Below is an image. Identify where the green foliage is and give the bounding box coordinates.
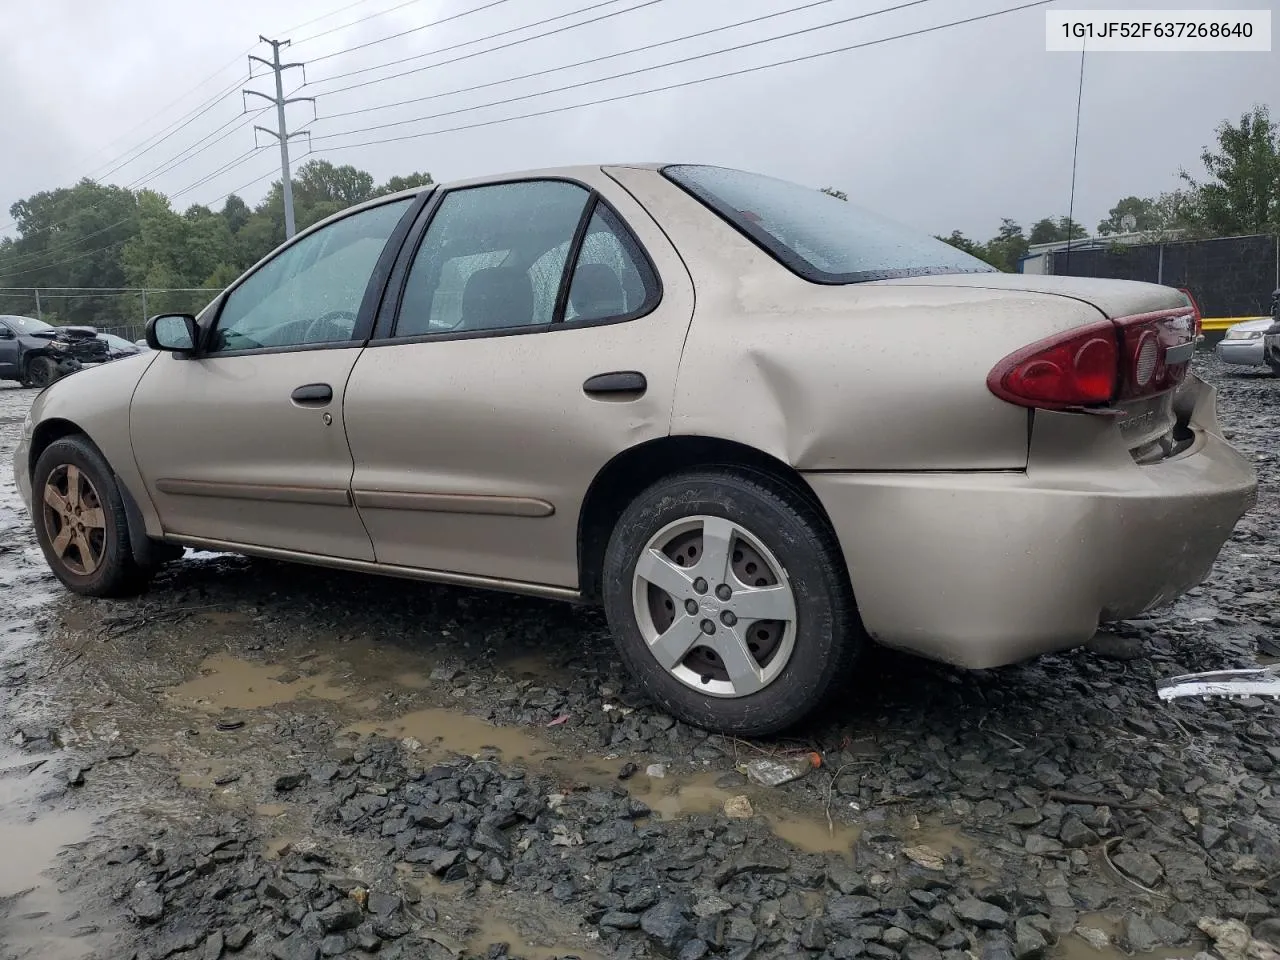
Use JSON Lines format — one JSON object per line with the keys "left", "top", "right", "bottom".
{"left": 1180, "top": 104, "right": 1280, "bottom": 236}
{"left": 374, "top": 172, "right": 434, "bottom": 198}
{"left": 1028, "top": 217, "right": 1086, "bottom": 245}
{"left": 0, "top": 163, "right": 432, "bottom": 327}
{"left": 938, "top": 220, "right": 1028, "bottom": 272}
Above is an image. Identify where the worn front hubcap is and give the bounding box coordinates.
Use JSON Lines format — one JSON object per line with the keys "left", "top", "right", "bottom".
{"left": 41, "top": 464, "right": 107, "bottom": 576}
{"left": 631, "top": 515, "right": 797, "bottom": 698}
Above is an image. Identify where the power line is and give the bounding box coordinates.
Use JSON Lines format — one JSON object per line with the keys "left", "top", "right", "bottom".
{"left": 293, "top": 0, "right": 428, "bottom": 45}
{"left": 314, "top": 0, "right": 1055, "bottom": 152}
{"left": 308, "top": 0, "right": 518, "bottom": 63}
{"left": 0, "top": 0, "right": 387, "bottom": 236}
{"left": 282, "top": 0, "right": 382, "bottom": 36}
{"left": 312, "top": 0, "right": 945, "bottom": 141}
{"left": 307, "top": 0, "right": 656, "bottom": 88}
{"left": 316, "top": 0, "right": 862, "bottom": 119}
{"left": 91, "top": 76, "right": 249, "bottom": 185}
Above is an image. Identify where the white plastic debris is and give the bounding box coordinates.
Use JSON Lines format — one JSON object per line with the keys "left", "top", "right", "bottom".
{"left": 645, "top": 763, "right": 667, "bottom": 779}
{"left": 1158, "top": 666, "right": 1280, "bottom": 702}
{"left": 743, "top": 757, "right": 813, "bottom": 787}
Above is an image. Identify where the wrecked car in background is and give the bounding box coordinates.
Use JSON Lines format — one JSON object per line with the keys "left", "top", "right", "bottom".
{"left": 10, "top": 163, "right": 1259, "bottom": 736}
{"left": 0, "top": 314, "right": 110, "bottom": 387}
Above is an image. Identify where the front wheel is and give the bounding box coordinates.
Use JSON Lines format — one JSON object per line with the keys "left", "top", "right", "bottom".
{"left": 31, "top": 436, "right": 156, "bottom": 597}
{"left": 25, "top": 356, "right": 59, "bottom": 389}
{"left": 602, "top": 470, "right": 863, "bottom": 736}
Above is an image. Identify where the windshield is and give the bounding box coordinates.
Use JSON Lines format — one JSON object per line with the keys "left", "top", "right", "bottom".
{"left": 663, "top": 165, "right": 996, "bottom": 284}
{"left": 2, "top": 315, "right": 53, "bottom": 334}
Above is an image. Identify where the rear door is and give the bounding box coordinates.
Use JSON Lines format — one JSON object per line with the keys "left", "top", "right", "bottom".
{"left": 130, "top": 195, "right": 420, "bottom": 559}
{"left": 342, "top": 171, "right": 695, "bottom": 588}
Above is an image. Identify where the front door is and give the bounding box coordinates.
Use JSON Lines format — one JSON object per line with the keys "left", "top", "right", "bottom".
{"left": 342, "top": 173, "right": 695, "bottom": 587}
{"left": 130, "top": 196, "right": 417, "bottom": 559}
{"left": 0, "top": 319, "right": 19, "bottom": 380}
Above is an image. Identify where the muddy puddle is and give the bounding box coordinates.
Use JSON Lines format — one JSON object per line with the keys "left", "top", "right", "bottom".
{"left": 165, "top": 653, "right": 355, "bottom": 710}
{"left": 0, "top": 749, "right": 113, "bottom": 959}
{"left": 346, "top": 708, "right": 556, "bottom": 762}
{"left": 468, "top": 916, "right": 605, "bottom": 960}
{"left": 350, "top": 708, "right": 951, "bottom": 859}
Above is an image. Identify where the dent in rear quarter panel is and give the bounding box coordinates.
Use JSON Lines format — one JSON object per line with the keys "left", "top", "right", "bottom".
{"left": 605, "top": 167, "right": 1104, "bottom": 471}
{"left": 29, "top": 352, "right": 164, "bottom": 537}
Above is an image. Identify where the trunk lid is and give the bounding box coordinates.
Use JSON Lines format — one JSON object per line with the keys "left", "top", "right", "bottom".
{"left": 870, "top": 273, "right": 1185, "bottom": 319}
{"left": 876, "top": 274, "right": 1196, "bottom": 460}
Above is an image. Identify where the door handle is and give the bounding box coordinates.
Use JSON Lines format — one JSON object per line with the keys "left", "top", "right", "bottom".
{"left": 583, "top": 371, "right": 647, "bottom": 398}
{"left": 291, "top": 383, "right": 333, "bottom": 405}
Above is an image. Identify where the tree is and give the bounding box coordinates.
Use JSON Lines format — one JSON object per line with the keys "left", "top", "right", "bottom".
{"left": 1181, "top": 103, "right": 1280, "bottom": 236}
{"left": 0, "top": 159, "right": 443, "bottom": 326}
{"left": 1028, "top": 216, "right": 1087, "bottom": 245}
{"left": 220, "top": 195, "right": 251, "bottom": 235}
{"left": 936, "top": 230, "right": 986, "bottom": 259}
{"left": 983, "top": 219, "right": 1029, "bottom": 272}
{"left": 374, "top": 172, "right": 435, "bottom": 198}
{"left": 820, "top": 186, "right": 848, "bottom": 201}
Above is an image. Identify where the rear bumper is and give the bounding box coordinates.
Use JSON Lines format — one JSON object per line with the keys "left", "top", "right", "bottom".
{"left": 1217, "top": 338, "right": 1265, "bottom": 366}
{"left": 805, "top": 377, "right": 1256, "bottom": 669}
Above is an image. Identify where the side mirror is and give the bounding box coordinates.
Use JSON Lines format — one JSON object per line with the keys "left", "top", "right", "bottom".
{"left": 146, "top": 314, "right": 199, "bottom": 354}
{"left": 0, "top": 327, "right": 13, "bottom": 339}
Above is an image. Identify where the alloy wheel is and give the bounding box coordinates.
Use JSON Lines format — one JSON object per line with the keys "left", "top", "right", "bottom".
{"left": 41, "top": 464, "right": 107, "bottom": 576}
{"left": 630, "top": 514, "right": 797, "bottom": 698}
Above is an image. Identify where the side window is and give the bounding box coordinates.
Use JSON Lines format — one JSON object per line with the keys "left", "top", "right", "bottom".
{"left": 564, "top": 204, "right": 659, "bottom": 323}
{"left": 209, "top": 198, "right": 413, "bottom": 353}
{"left": 396, "top": 181, "right": 590, "bottom": 337}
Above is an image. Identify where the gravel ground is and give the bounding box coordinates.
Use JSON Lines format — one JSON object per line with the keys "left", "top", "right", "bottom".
{"left": 0, "top": 358, "right": 1278, "bottom": 960}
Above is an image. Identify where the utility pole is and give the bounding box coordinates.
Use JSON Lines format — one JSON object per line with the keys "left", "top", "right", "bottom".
{"left": 244, "top": 38, "right": 313, "bottom": 239}
{"left": 33, "top": 288, "right": 42, "bottom": 322}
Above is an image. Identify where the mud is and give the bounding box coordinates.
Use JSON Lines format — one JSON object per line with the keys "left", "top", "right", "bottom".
{"left": 1, "top": 361, "right": 1279, "bottom": 960}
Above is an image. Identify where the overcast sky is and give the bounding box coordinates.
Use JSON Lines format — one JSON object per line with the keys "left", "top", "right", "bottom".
{"left": 0, "top": 0, "right": 1274, "bottom": 240}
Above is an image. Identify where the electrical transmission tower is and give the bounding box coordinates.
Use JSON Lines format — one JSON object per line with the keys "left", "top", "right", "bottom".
{"left": 244, "top": 37, "right": 314, "bottom": 239}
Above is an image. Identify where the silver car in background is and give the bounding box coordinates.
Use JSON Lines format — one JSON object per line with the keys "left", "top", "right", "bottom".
{"left": 1218, "top": 317, "right": 1279, "bottom": 373}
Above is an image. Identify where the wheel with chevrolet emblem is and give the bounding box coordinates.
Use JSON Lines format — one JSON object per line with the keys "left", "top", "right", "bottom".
{"left": 602, "top": 469, "right": 863, "bottom": 736}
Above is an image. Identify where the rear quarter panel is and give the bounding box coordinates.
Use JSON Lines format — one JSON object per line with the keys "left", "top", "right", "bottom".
{"left": 606, "top": 167, "right": 1107, "bottom": 471}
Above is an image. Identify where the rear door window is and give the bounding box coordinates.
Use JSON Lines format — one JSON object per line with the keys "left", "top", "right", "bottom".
{"left": 394, "top": 180, "right": 658, "bottom": 337}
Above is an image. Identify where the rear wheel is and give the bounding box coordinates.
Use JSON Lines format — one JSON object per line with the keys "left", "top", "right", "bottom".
{"left": 32, "top": 436, "right": 155, "bottom": 597}
{"left": 602, "top": 469, "right": 862, "bottom": 736}
{"left": 25, "top": 356, "right": 59, "bottom": 389}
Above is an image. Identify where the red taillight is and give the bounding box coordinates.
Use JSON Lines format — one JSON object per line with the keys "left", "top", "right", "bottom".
{"left": 988, "top": 308, "right": 1196, "bottom": 412}
{"left": 1178, "top": 288, "right": 1203, "bottom": 338}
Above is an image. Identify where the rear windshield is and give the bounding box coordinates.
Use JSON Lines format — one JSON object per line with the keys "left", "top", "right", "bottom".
{"left": 663, "top": 165, "right": 996, "bottom": 284}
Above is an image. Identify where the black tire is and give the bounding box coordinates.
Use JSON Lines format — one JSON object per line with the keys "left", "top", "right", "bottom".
{"left": 1269, "top": 360, "right": 1280, "bottom": 377}
{"left": 25, "top": 355, "right": 59, "bottom": 389}
{"left": 602, "top": 469, "right": 863, "bottom": 736}
{"left": 31, "top": 436, "right": 155, "bottom": 597}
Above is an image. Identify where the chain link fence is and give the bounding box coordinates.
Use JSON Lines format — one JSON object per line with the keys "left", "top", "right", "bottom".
{"left": 1048, "top": 234, "right": 1280, "bottom": 318}
{"left": 0, "top": 287, "right": 220, "bottom": 333}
